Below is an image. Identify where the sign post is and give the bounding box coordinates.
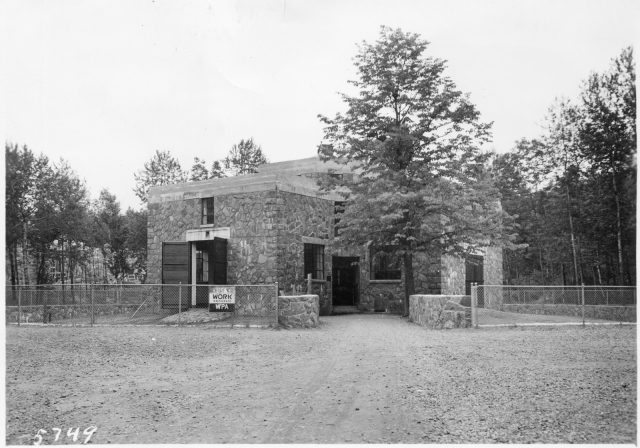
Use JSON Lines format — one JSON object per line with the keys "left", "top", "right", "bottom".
{"left": 209, "top": 286, "right": 236, "bottom": 312}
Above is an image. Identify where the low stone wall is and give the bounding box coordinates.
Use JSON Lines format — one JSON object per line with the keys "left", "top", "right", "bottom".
{"left": 409, "top": 295, "right": 472, "bottom": 329}
{"left": 502, "top": 304, "right": 636, "bottom": 322}
{"left": 278, "top": 295, "right": 319, "bottom": 328}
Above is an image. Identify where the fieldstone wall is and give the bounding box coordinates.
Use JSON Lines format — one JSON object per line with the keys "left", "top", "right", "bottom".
{"left": 484, "top": 246, "right": 503, "bottom": 286}
{"left": 147, "top": 191, "right": 280, "bottom": 285}
{"left": 358, "top": 247, "right": 443, "bottom": 313}
{"left": 309, "top": 281, "right": 331, "bottom": 316}
{"left": 413, "top": 252, "right": 446, "bottom": 295}
{"left": 363, "top": 282, "right": 404, "bottom": 313}
{"left": 147, "top": 187, "right": 335, "bottom": 313}
{"left": 217, "top": 192, "right": 279, "bottom": 284}
{"left": 147, "top": 197, "right": 200, "bottom": 284}
{"left": 409, "top": 295, "right": 472, "bottom": 329}
{"left": 278, "top": 294, "right": 319, "bottom": 328}
{"left": 502, "top": 304, "right": 636, "bottom": 323}
{"left": 276, "top": 191, "right": 333, "bottom": 300}
{"left": 440, "top": 248, "right": 502, "bottom": 295}
{"left": 441, "top": 255, "right": 465, "bottom": 295}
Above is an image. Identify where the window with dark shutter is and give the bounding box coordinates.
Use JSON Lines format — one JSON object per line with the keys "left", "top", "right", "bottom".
{"left": 202, "top": 197, "right": 214, "bottom": 225}
{"left": 304, "top": 243, "right": 325, "bottom": 280}
{"left": 370, "top": 246, "right": 401, "bottom": 280}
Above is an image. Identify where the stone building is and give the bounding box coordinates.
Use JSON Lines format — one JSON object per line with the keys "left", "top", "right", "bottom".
{"left": 146, "top": 156, "right": 502, "bottom": 315}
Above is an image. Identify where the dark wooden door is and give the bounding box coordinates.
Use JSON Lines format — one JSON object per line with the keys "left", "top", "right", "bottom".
{"left": 213, "top": 238, "right": 228, "bottom": 285}
{"left": 162, "top": 242, "right": 190, "bottom": 309}
{"left": 465, "top": 255, "right": 484, "bottom": 298}
{"left": 332, "top": 257, "right": 359, "bottom": 306}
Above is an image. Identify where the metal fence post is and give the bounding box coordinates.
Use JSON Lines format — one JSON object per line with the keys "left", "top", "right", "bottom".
{"left": 17, "top": 286, "right": 21, "bottom": 326}
{"left": 581, "top": 284, "right": 585, "bottom": 325}
{"left": 307, "top": 274, "right": 312, "bottom": 295}
{"left": 275, "top": 281, "right": 279, "bottom": 328}
{"left": 42, "top": 290, "right": 46, "bottom": 324}
{"left": 91, "top": 284, "right": 94, "bottom": 326}
{"left": 471, "top": 282, "right": 477, "bottom": 328}
{"left": 178, "top": 283, "right": 182, "bottom": 327}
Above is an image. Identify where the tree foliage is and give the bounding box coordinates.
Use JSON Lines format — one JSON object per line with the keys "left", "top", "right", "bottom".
{"left": 133, "top": 150, "right": 189, "bottom": 203}
{"left": 125, "top": 208, "right": 148, "bottom": 279}
{"left": 223, "top": 138, "right": 268, "bottom": 176}
{"left": 5, "top": 143, "right": 94, "bottom": 285}
{"left": 93, "top": 189, "right": 130, "bottom": 280}
{"left": 318, "top": 27, "right": 518, "bottom": 314}
{"left": 492, "top": 47, "right": 636, "bottom": 285}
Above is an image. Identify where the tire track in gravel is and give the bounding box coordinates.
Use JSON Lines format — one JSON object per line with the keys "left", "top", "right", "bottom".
{"left": 263, "top": 314, "right": 426, "bottom": 444}
{"left": 260, "top": 356, "right": 337, "bottom": 443}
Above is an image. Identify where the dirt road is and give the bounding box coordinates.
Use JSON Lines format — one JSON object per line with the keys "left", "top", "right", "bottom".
{"left": 5, "top": 315, "right": 637, "bottom": 444}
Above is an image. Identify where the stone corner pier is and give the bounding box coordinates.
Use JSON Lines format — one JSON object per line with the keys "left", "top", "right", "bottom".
{"left": 278, "top": 294, "right": 319, "bottom": 328}
{"left": 409, "top": 295, "right": 472, "bottom": 329}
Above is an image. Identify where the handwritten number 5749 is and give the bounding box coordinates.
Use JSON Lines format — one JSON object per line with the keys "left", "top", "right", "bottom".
{"left": 33, "top": 426, "right": 97, "bottom": 445}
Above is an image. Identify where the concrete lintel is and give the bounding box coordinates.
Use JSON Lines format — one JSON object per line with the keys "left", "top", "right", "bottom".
{"left": 149, "top": 178, "right": 345, "bottom": 204}
{"left": 150, "top": 173, "right": 279, "bottom": 196}
{"left": 302, "top": 236, "right": 330, "bottom": 246}
{"left": 149, "top": 180, "right": 280, "bottom": 204}
{"left": 183, "top": 227, "right": 231, "bottom": 242}
{"left": 276, "top": 182, "right": 344, "bottom": 201}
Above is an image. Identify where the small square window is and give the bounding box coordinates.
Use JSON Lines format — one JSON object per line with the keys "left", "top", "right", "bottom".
{"left": 202, "top": 198, "right": 214, "bottom": 225}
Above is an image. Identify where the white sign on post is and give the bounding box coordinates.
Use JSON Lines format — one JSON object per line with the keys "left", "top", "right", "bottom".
{"left": 209, "top": 286, "right": 236, "bottom": 312}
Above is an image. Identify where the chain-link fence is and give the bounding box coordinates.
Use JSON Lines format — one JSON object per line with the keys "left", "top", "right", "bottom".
{"left": 471, "top": 285, "right": 637, "bottom": 326}
{"left": 5, "top": 283, "right": 278, "bottom": 327}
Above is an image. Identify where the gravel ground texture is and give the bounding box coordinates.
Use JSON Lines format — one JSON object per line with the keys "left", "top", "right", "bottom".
{"left": 5, "top": 315, "right": 637, "bottom": 444}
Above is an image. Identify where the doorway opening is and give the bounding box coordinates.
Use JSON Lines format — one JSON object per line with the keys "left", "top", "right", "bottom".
{"left": 465, "top": 255, "right": 484, "bottom": 296}
{"left": 332, "top": 257, "right": 359, "bottom": 307}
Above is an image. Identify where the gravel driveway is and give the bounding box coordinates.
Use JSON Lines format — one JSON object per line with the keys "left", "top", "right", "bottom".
{"left": 5, "top": 315, "right": 636, "bottom": 444}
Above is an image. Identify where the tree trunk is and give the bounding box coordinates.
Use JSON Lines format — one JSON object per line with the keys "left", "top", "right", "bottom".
{"left": 14, "top": 244, "right": 21, "bottom": 285}
{"left": 8, "top": 243, "right": 17, "bottom": 286}
{"left": 37, "top": 248, "right": 47, "bottom": 284}
{"left": 403, "top": 251, "right": 415, "bottom": 317}
{"left": 564, "top": 185, "right": 580, "bottom": 285}
{"left": 22, "top": 221, "right": 30, "bottom": 285}
{"left": 609, "top": 160, "right": 625, "bottom": 285}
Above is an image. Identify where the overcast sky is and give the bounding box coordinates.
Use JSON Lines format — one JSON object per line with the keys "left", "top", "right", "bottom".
{"left": 5, "top": 0, "right": 638, "bottom": 212}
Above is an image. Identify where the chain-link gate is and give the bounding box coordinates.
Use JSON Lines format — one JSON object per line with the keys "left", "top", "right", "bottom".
{"left": 5, "top": 283, "right": 279, "bottom": 327}
{"left": 471, "top": 284, "right": 636, "bottom": 327}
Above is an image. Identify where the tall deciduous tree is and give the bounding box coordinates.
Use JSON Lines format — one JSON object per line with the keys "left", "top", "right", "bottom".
{"left": 189, "top": 157, "right": 226, "bottom": 181}
{"left": 133, "top": 150, "right": 188, "bottom": 203}
{"left": 223, "top": 138, "right": 268, "bottom": 176}
{"left": 580, "top": 47, "right": 636, "bottom": 285}
{"left": 5, "top": 143, "right": 55, "bottom": 285}
{"left": 318, "top": 27, "right": 518, "bottom": 315}
{"left": 125, "top": 208, "right": 148, "bottom": 281}
{"left": 94, "top": 189, "right": 130, "bottom": 281}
